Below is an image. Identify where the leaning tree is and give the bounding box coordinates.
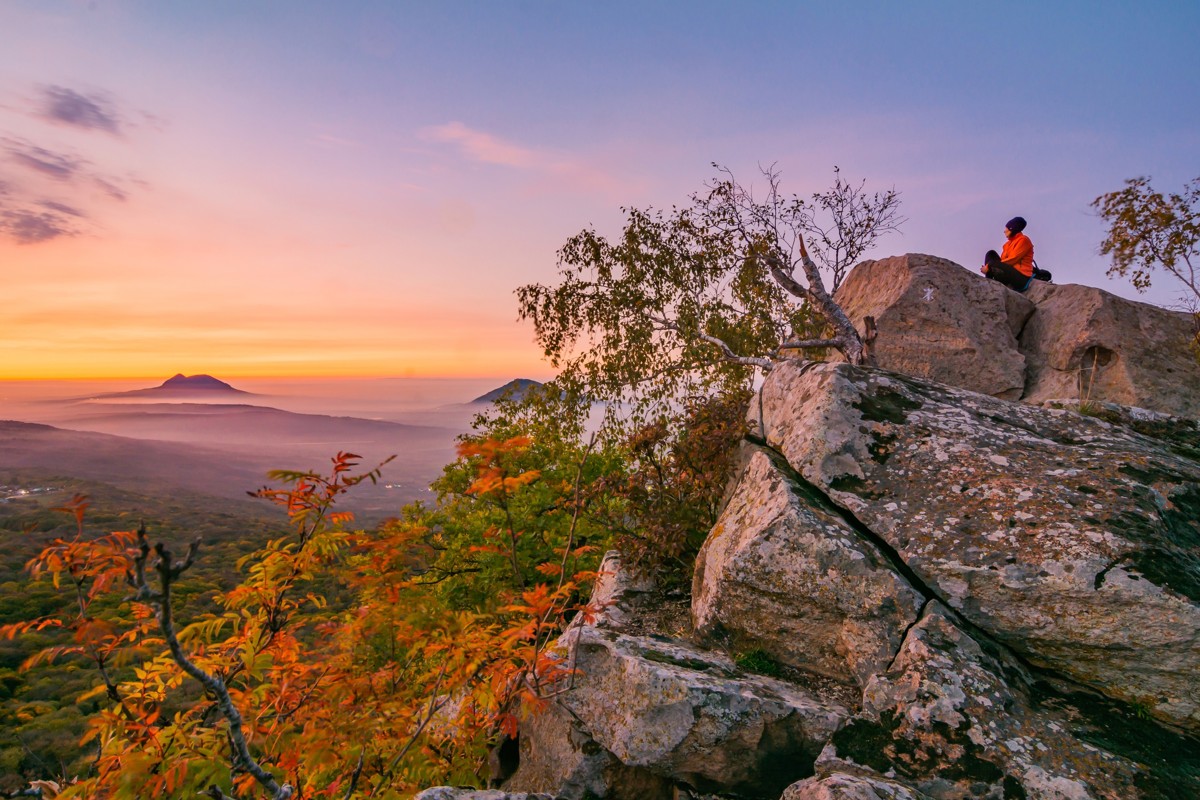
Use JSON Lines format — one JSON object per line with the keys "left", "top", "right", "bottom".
{"left": 516, "top": 165, "right": 903, "bottom": 426}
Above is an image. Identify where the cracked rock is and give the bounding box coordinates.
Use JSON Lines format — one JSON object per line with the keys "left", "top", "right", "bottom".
{"left": 756, "top": 360, "right": 1200, "bottom": 733}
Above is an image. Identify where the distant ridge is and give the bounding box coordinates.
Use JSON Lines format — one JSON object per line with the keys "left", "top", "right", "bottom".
{"left": 472, "top": 379, "right": 543, "bottom": 404}
{"left": 90, "top": 373, "right": 252, "bottom": 400}
{"left": 159, "top": 373, "right": 244, "bottom": 392}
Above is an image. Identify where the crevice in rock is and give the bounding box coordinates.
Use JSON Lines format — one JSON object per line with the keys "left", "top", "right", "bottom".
{"left": 744, "top": 431, "right": 957, "bottom": 619}
{"left": 741, "top": 431, "right": 1094, "bottom": 695}
{"left": 1093, "top": 557, "right": 1125, "bottom": 590}
{"left": 885, "top": 597, "right": 932, "bottom": 673}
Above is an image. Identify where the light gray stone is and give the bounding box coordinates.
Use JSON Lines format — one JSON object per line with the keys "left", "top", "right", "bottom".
{"left": 834, "top": 253, "right": 1035, "bottom": 400}
{"left": 755, "top": 360, "right": 1200, "bottom": 732}
{"left": 826, "top": 604, "right": 1145, "bottom": 800}
{"left": 588, "top": 550, "right": 658, "bottom": 631}
{"left": 507, "top": 626, "right": 849, "bottom": 799}
{"left": 692, "top": 446, "right": 924, "bottom": 687}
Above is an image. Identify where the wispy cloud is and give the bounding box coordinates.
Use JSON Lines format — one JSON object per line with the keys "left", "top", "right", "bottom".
{"left": 0, "top": 137, "right": 134, "bottom": 244}
{"left": 422, "top": 122, "right": 537, "bottom": 168}
{"left": 6, "top": 140, "right": 84, "bottom": 180}
{"left": 0, "top": 206, "right": 80, "bottom": 244}
{"left": 37, "top": 85, "right": 122, "bottom": 135}
{"left": 419, "top": 121, "right": 625, "bottom": 195}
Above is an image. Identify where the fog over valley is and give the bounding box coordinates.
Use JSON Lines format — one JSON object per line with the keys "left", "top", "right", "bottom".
{"left": 0, "top": 375, "right": 518, "bottom": 523}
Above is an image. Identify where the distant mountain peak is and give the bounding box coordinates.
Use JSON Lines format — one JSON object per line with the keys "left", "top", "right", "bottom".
{"left": 159, "top": 374, "right": 240, "bottom": 392}
{"left": 472, "top": 379, "right": 543, "bottom": 404}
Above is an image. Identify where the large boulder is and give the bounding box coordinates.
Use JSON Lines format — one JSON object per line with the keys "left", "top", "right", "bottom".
{"left": 506, "top": 625, "right": 849, "bottom": 799}
{"left": 833, "top": 254, "right": 1035, "bottom": 400}
{"left": 1020, "top": 282, "right": 1200, "bottom": 418}
{"left": 692, "top": 447, "right": 925, "bottom": 688}
{"left": 753, "top": 360, "right": 1200, "bottom": 732}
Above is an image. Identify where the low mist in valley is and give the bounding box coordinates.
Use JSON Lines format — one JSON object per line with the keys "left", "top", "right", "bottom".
{"left": 0, "top": 375, "right": 516, "bottom": 525}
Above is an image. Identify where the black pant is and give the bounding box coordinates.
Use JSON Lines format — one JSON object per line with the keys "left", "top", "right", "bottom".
{"left": 983, "top": 250, "right": 1031, "bottom": 292}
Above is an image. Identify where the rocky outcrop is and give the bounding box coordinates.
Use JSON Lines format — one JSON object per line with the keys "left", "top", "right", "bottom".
{"left": 833, "top": 254, "right": 1035, "bottom": 400}
{"left": 418, "top": 274, "right": 1200, "bottom": 798}
{"left": 754, "top": 360, "right": 1200, "bottom": 733}
{"left": 1021, "top": 281, "right": 1200, "bottom": 417}
{"left": 834, "top": 254, "right": 1200, "bottom": 420}
{"left": 828, "top": 603, "right": 1145, "bottom": 799}
{"left": 693, "top": 448, "right": 924, "bottom": 688}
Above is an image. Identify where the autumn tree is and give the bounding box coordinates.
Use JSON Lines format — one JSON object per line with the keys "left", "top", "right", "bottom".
{"left": 517, "top": 165, "right": 903, "bottom": 428}
{"left": 3, "top": 449, "right": 606, "bottom": 798}
{"left": 1092, "top": 176, "right": 1200, "bottom": 307}
{"left": 589, "top": 390, "right": 750, "bottom": 579}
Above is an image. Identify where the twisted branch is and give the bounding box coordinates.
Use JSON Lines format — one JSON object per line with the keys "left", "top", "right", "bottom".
{"left": 126, "top": 527, "right": 294, "bottom": 800}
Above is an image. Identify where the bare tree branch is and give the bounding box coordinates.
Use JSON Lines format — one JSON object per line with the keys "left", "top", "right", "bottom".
{"left": 126, "top": 528, "right": 294, "bottom": 800}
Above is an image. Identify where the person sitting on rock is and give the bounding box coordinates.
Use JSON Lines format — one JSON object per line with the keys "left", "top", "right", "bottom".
{"left": 981, "top": 216, "right": 1035, "bottom": 292}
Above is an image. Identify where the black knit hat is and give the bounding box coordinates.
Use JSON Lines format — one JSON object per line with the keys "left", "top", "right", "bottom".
{"left": 1006, "top": 216, "right": 1027, "bottom": 234}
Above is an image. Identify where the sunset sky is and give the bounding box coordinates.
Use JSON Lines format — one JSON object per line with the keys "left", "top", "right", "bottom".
{"left": 2, "top": 1, "right": 1197, "bottom": 380}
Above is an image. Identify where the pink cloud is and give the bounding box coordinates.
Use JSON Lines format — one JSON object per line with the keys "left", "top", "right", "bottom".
{"left": 420, "top": 121, "right": 627, "bottom": 196}
{"left": 421, "top": 121, "right": 537, "bottom": 168}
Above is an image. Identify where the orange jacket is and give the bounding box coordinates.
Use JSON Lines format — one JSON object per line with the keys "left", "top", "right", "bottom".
{"left": 1001, "top": 232, "right": 1034, "bottom": 277}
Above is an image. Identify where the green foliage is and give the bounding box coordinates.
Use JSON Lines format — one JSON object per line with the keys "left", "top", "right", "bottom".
{"left": 517, "top": 166, "right": 901, "bottom": 430}
{"left": 0, "top": 477, "right": 276, "bottom": 795}
{"left": 517, "top": 201, "right": 793, "bottom": 428}
{"left": 591, "top": 390, "right": 750, "bottom": 581}
{"left": 734, "top": 648, "right": 784, "bottom": 678}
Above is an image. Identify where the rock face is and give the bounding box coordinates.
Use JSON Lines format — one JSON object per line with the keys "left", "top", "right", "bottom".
{"left": 833, "top": 253, "right": 1035, "bottom": 400}
{"left": 506, "top": 626, "right": 848, "bottom": 799}
{"left": 1020, "top": 281, "right": 1200, "bottom": 417}
{"left": 692, "top": 448, "right": 924, "bottom": 688}
{"left": 754, "top": 360, "right": 1200, "bottom": 733}
{"left": 834, "top": 254, "right": 1200, "bottom": 419}
{"left": 828, "top": 603, "right": 1145, "bottom": 800}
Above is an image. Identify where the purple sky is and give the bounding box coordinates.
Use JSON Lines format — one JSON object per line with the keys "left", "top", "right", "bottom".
{"left": 1, "top": 1, "right": 1197, "bottom": 378}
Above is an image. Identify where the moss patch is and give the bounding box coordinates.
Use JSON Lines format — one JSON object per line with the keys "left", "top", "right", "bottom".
{"left": 1107, "top": 477, "right": 1200, "bottom": 602}
{"left": 640, "top": 647, "right": 726, "bottom": 674}
{"left": 1031, "top": 683, "right": 1200, "bottom": 800}
{"left": 734, "top": 648, "right": 784, "bottom": 678}
{"left": 1096, "top": 410, "right": 1200, "bottom": 461}
{"left": 830, "top": 710, "right": 1005, "bottom": 786}
{"left": 853, "top": 387, "right": 923, "bottom": 425}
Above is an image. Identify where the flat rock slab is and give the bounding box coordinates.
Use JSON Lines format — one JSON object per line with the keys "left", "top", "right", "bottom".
{"left": 508, "top": 626, "right": 849, "bottom": 799}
